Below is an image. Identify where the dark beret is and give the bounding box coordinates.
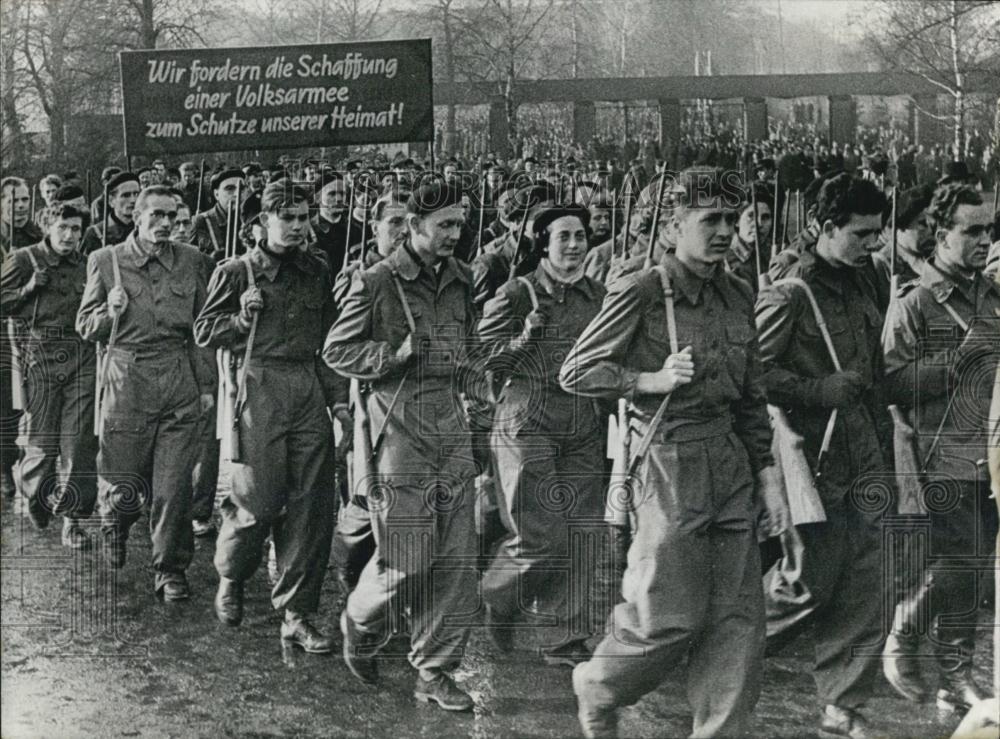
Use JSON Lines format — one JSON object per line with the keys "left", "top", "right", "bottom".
{"left": 106, "top": 172, "right": 140, "bottom": 194}
{"left": 532, "top": 204, "right": 591, "bottom": 241}
{"left": 506, "top": 183, "right": 559, "bottom": 219}
{"left": 886, "top": 184, "right": 934, "bottom": 230}
{"left": 211, "top": 168, "right": 245, "bottom": 190}
{"left": 53, "top": 184, "right": 85, "bottom": 202}
{"left": 243, "top": 163, "right": 263, "bottom": 175}
{"left": 314, "top": 170, "right": 344, "bottom": 191}
{"left": 937, "top": 160, "right": 971, "bottom": 185}
{"left": 406, "top": 182, "right": 464, "bottom": 216}
{"left": 101, "top": 166, "right": 123, "bottom": 182}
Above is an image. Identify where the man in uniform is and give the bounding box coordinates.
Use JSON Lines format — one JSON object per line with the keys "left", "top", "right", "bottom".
{"left": 757, "top": 173, "right": 889, "bottom": 737}
{"left": 325, "top": 182, "right": 479, "bottom": 712}
{"left": 870, "top": 184, "right": 935, "bottom": 299}
{"left": 194, "top": 181, "right": 340, "bottom": 649}
{"left": 582, "top": 180, "right": 654, "bottom": 284}
{"left": 89, "top": 167, "right": 123, "bottom": 224}
{"left": 2, "top": 177, "right": 44, "bottom": 254}
{"left": 312, "top": 171, "right": 358, "bottom": 276}
{"left": 0, "top": 203, "right": 97, "bottom": 542}
{"left": 472, "top": 183, "right": 557, "bottom": 312}
{"left": 329, "top": 192, "right": 410, "bottom": 602}
{"left": 178, "top": 162, "right": 210, "bottom": 215}
{"left": 726, "top": 181, "right": 773, "bottom": 296}
{"left": 1, "top": 176, "right": 44, "bottom": 499}
{"left": 560, "top": 168, "right": 788, "bottom": 738}
{"left": 881, "top": 183, "right": 998, "bottom": 714}
{"left": 80, "top": 172, "right": 139, "bottom": 256}
{"left": 193, "top": 168, "right": 245, "bottom": 261}
{"left": 76, "top": 185, "right": 216, "bottom": 601}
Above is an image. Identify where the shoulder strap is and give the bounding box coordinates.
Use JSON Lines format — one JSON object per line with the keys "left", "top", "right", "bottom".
{"left": 516, "top": 276, "right": 539, "bottom": 311}
{"left": 770, "top": 277, "right": 842, "bottom": 371}
{"left": 24, "top": 248, "right": 40, "bottom": 273}
{"left": 939, "top": 299, "right": 969, "bottom": 333}
{"left": 390, "top": 270, "right": 417, "bottom": 333}
{"left": 655, "top": 265, "right": 679, "bottom": 354}
{"left": 206, "top": 216, "right": 220, "bottom": 253}
{"left": 111, "top": 247, "right": 121, "bottom": 289}
{"left": 242, "top": 252, "right": 256, "bottom": 290}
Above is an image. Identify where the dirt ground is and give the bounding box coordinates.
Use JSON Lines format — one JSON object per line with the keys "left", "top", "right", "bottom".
{"left": 1, "top": 493, "right": 995, "bottom": 739}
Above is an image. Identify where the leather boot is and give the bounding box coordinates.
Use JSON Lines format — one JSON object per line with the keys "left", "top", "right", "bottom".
{"left": 882, "top": 577, "right": 930, "bottom": 702}
{"left": 572, "top": 663, "right": 618, "bottom": 739}
{"left": 934, "top": 629, "right": 988, "bottom": 714}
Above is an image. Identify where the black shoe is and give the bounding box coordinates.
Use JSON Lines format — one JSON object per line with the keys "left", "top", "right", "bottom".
{"left": 192, "top": 518, "right": 217, "bottom": 538}
{"left": 214, "top": 578, "right": 244, "bottom": 626}
{"left": 484, "top": 604, "right": 514, "bottom": 654}
{"left": 414, "top": 673, "right": 474, "bottom": 712}
{"left": 281, "top": 616, "right": 333, "bottom": 654}
{"left": 573, "top": 663, "right": 618, "bottom": 738}
{"left": 61, "top": 519, "right": 91, "bottom": 550}
{"left": 936, "top": 671, "right": 989, "bottom": 714}
{"left": 101, "top": 530, "right": 127, "bottom": 568}
{"left": 340, "top": 611, "right": 379, "bottom": 684}
{"left": 159, "top": 577, "right": 191, "bottom": 602}
{"left": 542, "top": 640, "right": 591, "bottom": 668}
{"left": 882, "top": 632, "right": 928, "bottom": 702}
{"left": 819, "top": 705, "right": 871, "bottom": 739}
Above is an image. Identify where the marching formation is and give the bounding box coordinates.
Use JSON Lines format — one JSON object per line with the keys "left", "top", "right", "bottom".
{"left": 1, "top": 152, "right": 998, "bottom": 738}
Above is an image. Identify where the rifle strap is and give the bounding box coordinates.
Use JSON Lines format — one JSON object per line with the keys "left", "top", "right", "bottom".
{"left": 235, "top": 256, "right": 258, "bottom": 410}
{"left": 371, "top": 270, "right": 416, "bottom": 455}
{"left": 23, "top": 249, "right": 41, "bottom": 330}
{"left": 516, "top": 276, "right": 539, "bottom": 311}
{"left": 770, "top": 277, "right": 842, "bottom": 371}
{"left": 207, "top": 215, "right": 220, "bottom": 254}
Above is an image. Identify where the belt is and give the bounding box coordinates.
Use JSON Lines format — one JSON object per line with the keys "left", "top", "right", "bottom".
{"left": 244, "top": 355, "right": 314, "bottom": 368}
{"left": 633, "top": 414, "right": 734, "bottom": 444}
{"left": 107, "top": 343, "right": 189, "bottom": 362}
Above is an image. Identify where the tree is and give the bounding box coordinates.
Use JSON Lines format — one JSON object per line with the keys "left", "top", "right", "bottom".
{"left": 862, "top": 0, "right": 1000, "bottom": 155}
{"left": 457, "top": 0, "right": 557, "bottom": 156}
{"left": 1, "top": 0, "right": 32, "bottom": 171}
{"left": 122, "top": 0, "right": 219, "bottom": 49}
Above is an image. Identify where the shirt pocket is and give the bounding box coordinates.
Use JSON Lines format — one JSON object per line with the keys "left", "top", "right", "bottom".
{"left": 724, "top": 323, "right": 752, "bottom": 381}
{"left": 169, "top": 280, "right": 195, "bottom": 317}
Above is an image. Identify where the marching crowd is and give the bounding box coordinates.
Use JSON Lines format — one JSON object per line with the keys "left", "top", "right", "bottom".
{"left": 1, "top": 150, "right": 998, "bottom": 738}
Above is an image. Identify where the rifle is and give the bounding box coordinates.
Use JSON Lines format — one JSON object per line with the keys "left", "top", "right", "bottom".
{"left": 196, "top": 159, "right": 206, "bottom": 213}
{"left": 95, "top": 249, "right": 122, "bottom": 437}
{"left": 771, "top": 171, "right": 781, "bottom": 253}
{"left": 642, "top": 174, "right": 669, "bottom": 271}
{"left": 475, "top": 175, "right": 487, "bottom": 260}
{"left": 351, "top": 272, "right": 415, "bottom": 497}
{"left": 357, "top": 187, "right": 370, "bottom": 265}
{"left": 229, "top": 256, "right": 258, "bottom": 463}
{"left": 780, "top": 187, "right": 791, "bottom": 248}
{"left": 619, "top": 176, "right": 635, "bottom": 264}
{"left": 93, "top": 182, "right": 111, "bottom": 435}
{"left": 506, "top": 204, "right": 532, "bottom": 282}
{"left": 342, "top": 179, "right": 356, "bottom": 271}
{"left": 609, "top": 187, "right": 617, "bottom": 250}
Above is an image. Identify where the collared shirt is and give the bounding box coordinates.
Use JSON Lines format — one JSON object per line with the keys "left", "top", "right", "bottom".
{"left": 883, "top": 258, "right": 1000, "bottom": 479}
{"left": 1, "top": 238, "right": 87, "bottom": 334}
{"left": 756, "top": 247, "right": 888, "bottom": 502}
{"left": 193, "top": 244, "right": 343, "bottom": 406}
{"left": 726, "top": 233, "right": 771, "bottom": 297}
{"left": 870, "top": 236, "right": 923, "bottom": 314}
{"left": 193, "top": 203, "right": 231, "bottom": 259}
{"left": 80, "top": 213, "right": 133, "bottom": 256}
{"left": 471, "top": 231, "right": 538, "bottom": 312}
{"left": 559, "top": 253, "right": 773, "bottom": 472}
{"left": 324, "top": 242, "right": 477, "bottom": 397}
{"left": 1, "top": 221, "right": 44, "bottom": 257}
{"left": 76, "top": 233, "right": 216, "bottom": 391}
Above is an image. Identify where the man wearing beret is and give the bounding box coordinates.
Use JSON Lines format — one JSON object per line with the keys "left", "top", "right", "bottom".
{"left": 194, "top": 181, "right": 342, "bottom": 649}
{"left": 193, "top": 168, "right": 245, "bottom": 261}
{"left": 324, "top": 182, "right": 479, "bottom": 712}
{"left": 80, "top": 172, "right": 139, "bottom": 256}
{"left": 76, "top": 184, "right": 217, "bottom": 601}
{"left": 471, "top": 183, "right": 557, "bottom": 312}
{"left": 312, "top": 171, "right": 364, "bottom": 278}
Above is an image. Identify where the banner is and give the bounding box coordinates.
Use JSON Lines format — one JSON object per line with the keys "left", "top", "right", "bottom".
{"left": 119, "top": 39, "right": 433, "bottom": 156}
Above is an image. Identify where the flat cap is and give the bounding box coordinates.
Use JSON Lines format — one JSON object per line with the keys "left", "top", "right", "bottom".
{"left": 211, "top": 168, "right": 245, "bottom": 190}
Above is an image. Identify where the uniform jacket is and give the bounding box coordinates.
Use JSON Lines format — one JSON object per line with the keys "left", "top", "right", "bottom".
{"left": 193, "top": 244, "right": 344, "bottom": 408}
{"left": 756, "top": 247, "right": 889, "bottom": 504}
{"left": 0, "top": 238, "right": 95, "bottom": 364}
{"left": 80, "top": 213, "right": 132, "bottom": 256}
{"left": 478, "top": 262, "right": 605, "bottom": 431}
{"left": 2, "top": 220, "right": 44, "bottom": 257}
{"left": 882, "top": 258, "right": 1000, "bottom": 480}
{"left": 471, "top": 232, "right": 538, "bottom": 312}
{"left": 559, "top": 253, "right": 773, "bottom": 473}
{"left": 75, "top": 233, "right": 216, "bottom": 393}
